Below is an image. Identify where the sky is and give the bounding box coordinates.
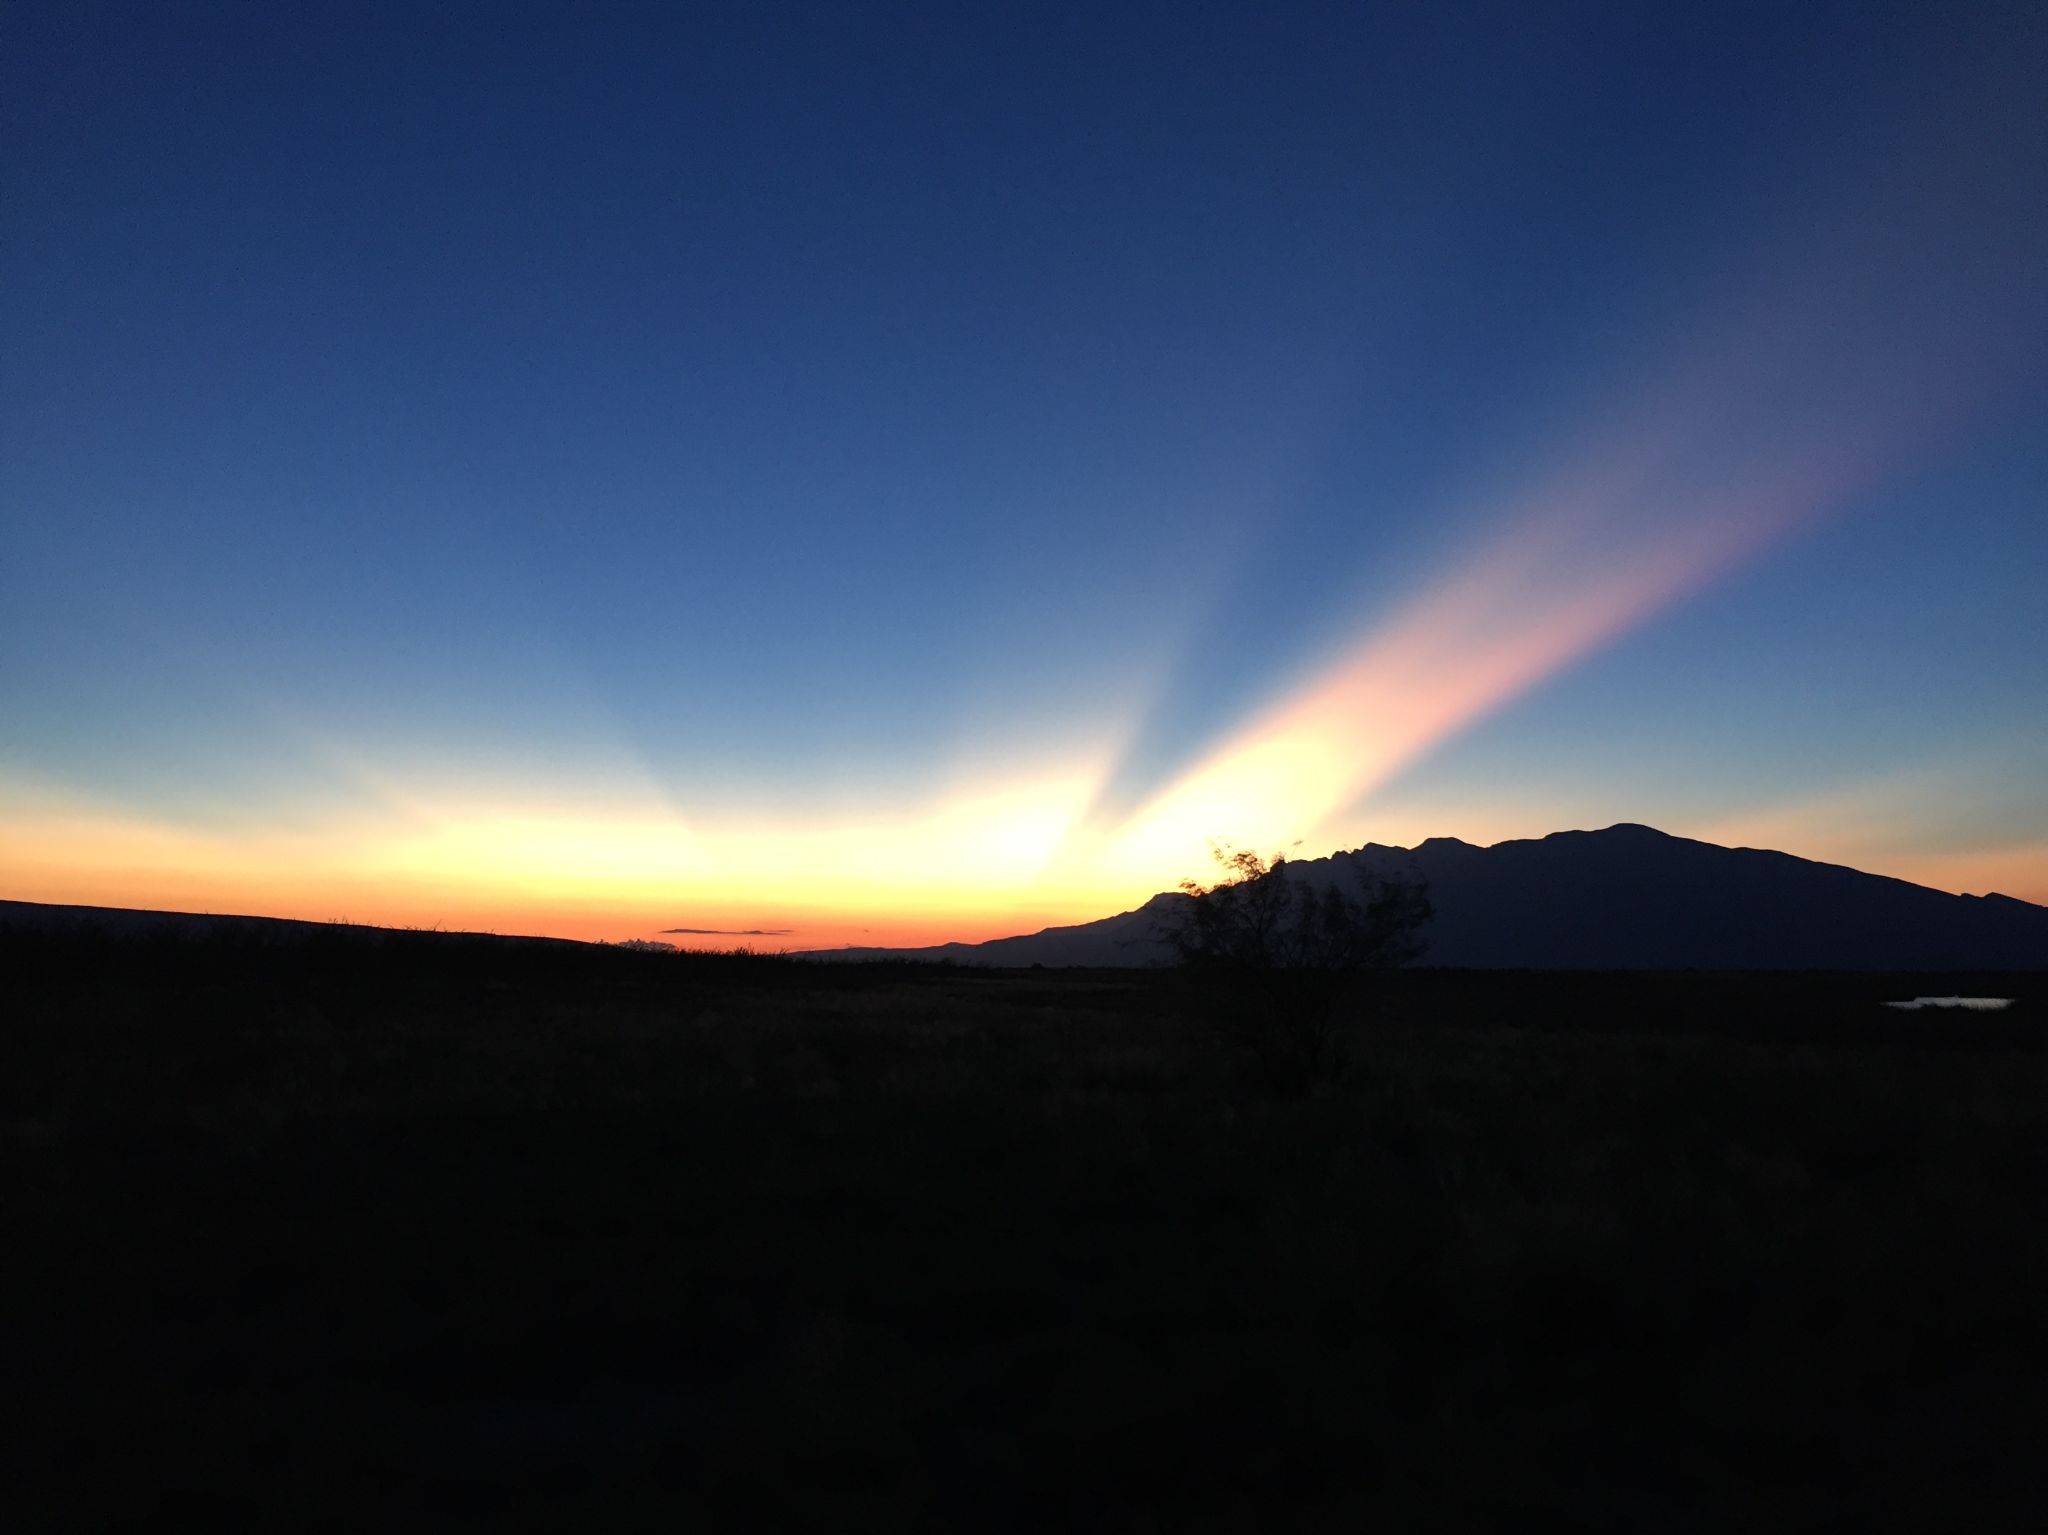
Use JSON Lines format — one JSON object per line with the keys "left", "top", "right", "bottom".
{"left": 4, "top": 0, "right": 2045, "bottom": 947}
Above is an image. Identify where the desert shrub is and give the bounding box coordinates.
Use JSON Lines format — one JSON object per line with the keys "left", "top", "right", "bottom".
{"left": 1161, "top": 844, "right": 1431, "bottom": 1087}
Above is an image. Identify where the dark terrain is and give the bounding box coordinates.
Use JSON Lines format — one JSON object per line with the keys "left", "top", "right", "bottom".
{"left": 5, "top": 920, "right": 2045, "bottom": 1527}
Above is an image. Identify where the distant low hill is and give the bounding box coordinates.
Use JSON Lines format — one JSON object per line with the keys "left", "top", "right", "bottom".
{"left": 803, "top": 824, "right": 2048, "bottom": 971}
{"left": 0, "top": 900, "right": 579, "bottom": 951}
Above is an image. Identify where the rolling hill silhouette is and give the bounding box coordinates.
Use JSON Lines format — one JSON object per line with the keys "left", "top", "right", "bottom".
{"left": 807, "top": 824, "right": 2048, "bottom": 970}
{"left": 0, "top": 900, "right": 580, "bottom": 951}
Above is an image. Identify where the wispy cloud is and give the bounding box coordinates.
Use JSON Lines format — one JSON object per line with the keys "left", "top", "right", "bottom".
{"left": 659, "top": 926, "right": 795, "bottom": 937}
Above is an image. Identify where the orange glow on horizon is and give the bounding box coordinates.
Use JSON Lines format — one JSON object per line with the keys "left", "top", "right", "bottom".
{"left": 0, "top": 440, "right": 1973, "bottom": 945}
{"left": 0, "top": 778, "right": 1131, "bottom": 950}
{"left": 8, "top": 739, "right": 2043, "bottom": 949}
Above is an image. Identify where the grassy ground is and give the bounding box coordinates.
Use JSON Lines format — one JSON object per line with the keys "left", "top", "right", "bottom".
{"left": 5, "top": 929, "right": 2045, "bottom": 1528}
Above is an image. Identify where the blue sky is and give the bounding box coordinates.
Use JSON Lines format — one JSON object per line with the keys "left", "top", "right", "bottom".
{"left": 4, "top": 0, "right": 2044, "bottom": 939}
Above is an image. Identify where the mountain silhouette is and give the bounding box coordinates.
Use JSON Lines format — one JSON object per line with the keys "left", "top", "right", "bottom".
{"left": 807, "top": 824, "right": 2048, "bottom": 970}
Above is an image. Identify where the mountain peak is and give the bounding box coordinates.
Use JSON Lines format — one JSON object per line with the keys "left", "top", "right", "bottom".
{"left": 799, "top": 825, "right": 2048, "bottom": 970}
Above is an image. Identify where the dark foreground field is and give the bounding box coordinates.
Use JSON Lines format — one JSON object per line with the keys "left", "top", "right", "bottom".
{"left": 5, "top": 929, "right": 2045, "bottom": 1529}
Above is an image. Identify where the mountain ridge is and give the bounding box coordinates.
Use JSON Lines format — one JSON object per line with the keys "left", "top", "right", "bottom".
{"left": 801, "top": 823, "right": 2048, "bottom": 970}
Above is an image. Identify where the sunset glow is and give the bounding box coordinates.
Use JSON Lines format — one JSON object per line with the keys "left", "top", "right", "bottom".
{"left": 12, "top": 13, "right": 2048, "bottom": 1525}
{"left": 4, "top": 4, "right": 2043, "bottom": 946}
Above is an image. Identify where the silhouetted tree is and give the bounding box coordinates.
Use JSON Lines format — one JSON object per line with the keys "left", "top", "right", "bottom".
{"left": 1166, "top": 846, "right": 1431, "bottom": 973}
{"left": 1162, "top": 843, "right": 1431, "bottom": 1087}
